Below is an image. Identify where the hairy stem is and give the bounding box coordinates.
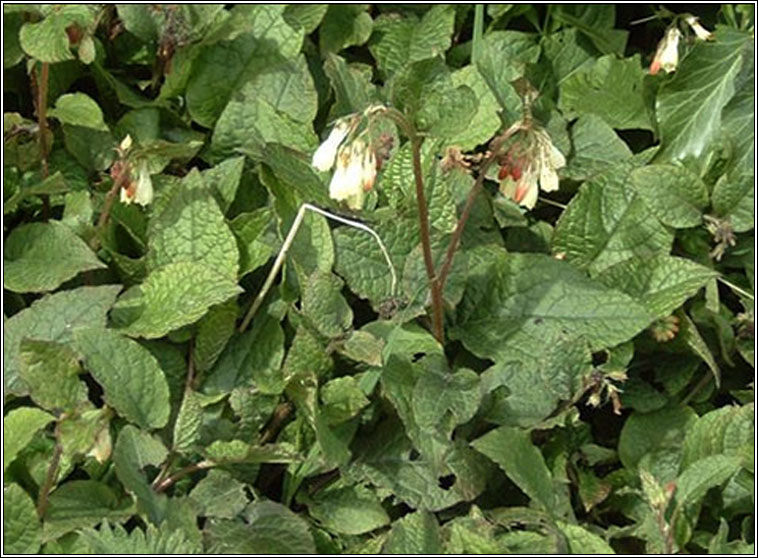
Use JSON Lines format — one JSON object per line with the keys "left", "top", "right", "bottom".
{"left": 90, "top": 171, "right": 129, "bottom": 251}
{"left": 410, "top": 136, "right": 445, "bottom": 343}
{"left": 36, "top": 62, "right": 50, "bottom": 179}
{"left": 154, "top": 460, "right": 214, "bottom": 493}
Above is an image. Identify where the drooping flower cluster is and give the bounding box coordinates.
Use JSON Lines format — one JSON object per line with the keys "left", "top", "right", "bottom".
{"left": 497, "top": 128, "right": 565, "bottom": 210}
{"left": 112, "top": 135, "right": 154, "bottom": 206}
{"left": 311, "top": 107, "right": 388, "bottom": 210}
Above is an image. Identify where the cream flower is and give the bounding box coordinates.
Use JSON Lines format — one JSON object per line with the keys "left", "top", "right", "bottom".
{"left": 685, "top": 16, "right": 713, "bottom": 41}
{"left": 120, "top": 162, "right": 153, "bottom": 206}
{"left": 329, "top": 140, "right": 374, "bottom": 210}
{"left": 650, "top": 27, "right": 682, "bottom": 75}
{"left": 312, "top": 120, "right": 350, "bottom": 172}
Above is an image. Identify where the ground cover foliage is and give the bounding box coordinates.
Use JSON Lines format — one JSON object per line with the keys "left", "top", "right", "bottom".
{"left": 2, "top": 4, "right": 755, "bottom": 554}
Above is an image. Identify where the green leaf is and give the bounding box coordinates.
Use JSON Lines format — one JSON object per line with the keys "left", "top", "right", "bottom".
{"left": 261, "top": 143, "right": 331, "bottom": 207}
{"left": 19, "top": 6, "right": 95, "bottom": 63}
{"left": 674, "top": 454, "right": 742, "bottom": 509}
{"left": 113, "top": 425, "right": 169, "bottom": 525}
{"left": 205, "top": 500, "right": 316, "bottom": 554}
{"left": 230, "top": 208, "right": 277, "bottom": 277}
{"left": 203, "top": 440, "right": 300, "bottom": 464}
{"left": 413, "top": 368, "right": 480, "bottom": 429}
{"left": 48, "top": 92, "right": 109, "bottom": 131}
{"left": 4, "top": 285, "right": 121, "bottom": 395}
{"left": 186, "top": 5, "right": 303, "bottom": 127}
{"left": 283, "top": 4, "right": 328, "bottom": 33}
{"left": 337, "top": 330, "right": 384, "bottom": 367}
{"left": 202, "top": 156, "right": 245, "bottom": 213}
{"left": 114, "top": 262, "right": 242, "bottom": 339}
{"left": 74, "top": 328, "right": 170, "bottom": 430}
{"left": 676, "top": 310, "right": 721, "bottom": 388}
{"left": 302, "top": 271, "right": 353, "bottom": 338}
{"left": 189, "top": 469, "right": 248, "bottom": 519}
{"left": 552, "top": 161, "right": 674, "bottom": 275}
{"left": 3, "top": 484, "right": 41, "bottom": 554}
{"left": 472, "top": 426, "right": 555, "bottom": 511}
{"left": 147, "top": 169, "right": 239, "bottom": 279}
{"left": 319, "top": 4, "right": 373, "bottom": 54}
{"left": 19, "top": 339, "right": 88, "bottom": 412}
{"left": 655, "top": 28, "right": 751, "bottom": 166}
{"left": 596, "top": 256, "right": 718, "bottom": 320}
{"left": 681, "top": 403, "right": 754, "bottom": 470}
{"left": 3, "top": 171, "right": 69, "bottom": 215}
{"left": 172, "top": 389, "right": 203, "bottom": 453}
{"left": 383, "top": 510, "right": 443, "bottom": 554}
{"left": 202, "top": 312, "right": 285, "bottom": 395}
{"left": 3, "top": 407, "right": 55, "bottom": 473}
{"left": 447, "top": 65, "right": 502, "bottom": 151}
{"left": 210, "top": 54, "right": 318, "bottom": 160}
{"left": 452, "top": 252, "right": 652, "bottom": 360}
{"left": 4, "top": 221, "right": 106, "bottom": 293}
{"left": 78, "top": 520, "right": 201, "bottom": 554}
{"left": 193, "top": 300, "right": 238, "bottom": 372}
{"left": 558, "top": 522, "right": 615, "bottom": 554}
{"left": 306, "top": 485, "right": 389, "bottom": 535}
{"left": 116, "top": 5, "right": 160, "bottom": 43}
{"left": 618, "top": 406, "right": 697, "bottom": 471}
{"left": 563, "top": 114, "right": 632, "bottom": 181}
{"left": 720, "top": 48, "right": 754, "bottom": 179}
{"left": 43, "top": 480, "right": 134, "bottom": 541}
{"left": 553, "top": 5, "right": 628, "bottom": 55}
{"left": 630, "top": 164, "right": 708, "bottom": 228}
{"left": 320, "top": 376, "right": 370, "bottom": 425}
{"left": 541, "top": 28, "right": 594, "bottom": 83}
{"left": 323, "top": 53, "right": 375, "bottom": 117}
{"left": 711, "top": 174, "right": 754, "bottom": 233}
{"left": 559, "top": 54, "right": 651, "bottom": 130}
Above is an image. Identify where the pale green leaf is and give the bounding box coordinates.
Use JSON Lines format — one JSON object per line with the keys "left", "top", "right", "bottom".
{"left": 320, "top": 376, "right": 370, "bottom": 426}
{"left": 618, "top": 406, "right": 698, "bottom": 471}
{"left": 558, "top": 522, "right": 615, "bottom": 554}
{"left": 563, "top": 114, "right": 632, "bottom": 181}
{"left": 114, "top": 262, "right": 242, "bottom": 339}
{"left": 19, "top": 6, "right": 94, "bottom": 63}
{"left": 3, "top": 285, "right": 121, "bottom": 395}
{"left": 552, "top": 161, "right": 674, "bottom": 275}
{"left": 202, "top": 312, "right": 285, "bottom": 395}
{"left": 675, "top": 454, "right": 742, "bottom": 509}
{"left": 204, "top": 440, "right": 300, "bottom": 464}
{"left": 193, "top": 300, "right": 238, "bottom": 372}
{"left": 3, "top": 407, "right": 55, "bottom": 473}
{"left": 74, "top": 328, "right": 170, "bottom": 430}
{"left": 283, "top": 4, "right": 328, "bottom": 33}
{"left": 413, "top": 368, "right": 480, "bottom": 429}
{"left": 383, "top": 510, "right": 442, "bottom": 554}
{"left": 655, "top": 28, "right": 751, "bottom": 166}
{"left": 323, "top": 53, "right": 375, "bottom": 117}
{"left": 172, "top": 390, "right": 203, "bottom": 453}
{"left": 43, "top": 480, "right": 134, "bottom": 541}
{"left": 676, "top": 310, "right": 721, "bottom": 388}
{"left": 78, "top": 520, "right": 201, "bottom": 554}
{"left": 596, "top": 256, "right": 718, "bottom": 320}
{"left": 205, "top": 500, "right": 315, "bottom": 554}
{"left": 447, "top": 65, "right": 502, "bottom": 151}
{"left": 113, "top": 425, "right": 169, "bottom": 525}
{"left": 307, "top": 485, "right": 389, "bottom": 535}
{"left": 472, "top": 426, "right": 555, "bottom": 511}
{"left": 147, "top": 169, "right": 239, "bottom": 279}
{"left": 681, "top": 403, "right": 754, "bottom": 471}
{"left": 338, "top": 330, "right": 384, "bottom": 367}
{"left": 116, "top": 4, "right": 160, "bottom": 43}
{"left": 559, "top": 54, "right": 651, "bottom": 130}
{"left": 4, "top": 221, "right": 106, "bottom": 293}
{"left": 630, "top": 164, "right": 708, "bottom": 228}
{"left": 202, "top": 156, "right": 246, "bottom": 213}
{"left": 186, "top": 5, "right": 303, "bottom": 127}
{"left": 452, "top": 252, "right": 653, "bottom": 360}
{"left": 3, "top": 484, "right": 41, "bottom": 554}
{"left": 19, "top": 339, "right": 87, "bottom": 412}
{"left": 319, "top": 4, "right": 373, "bottom": 54}
{"left": 302, "top": 271, "right": 353, "bottom": 338}
{"left": 48, "top": 92, "right": 109, "bottom": 131}
{"left": 711, "top": 174, "right": 754, "bottom": 233}
{"left": 230, "top": 208, "right": 277, "bottom": 277}
{"left": 189, "top": 469, "right": 248, "bottom": 519}
{"left": 409, "top": 5, "right": 456, "bottom": 62}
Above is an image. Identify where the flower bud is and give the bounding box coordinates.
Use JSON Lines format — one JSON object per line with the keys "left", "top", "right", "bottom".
{"left": 686, "top": 16, "right": 713, "bottom": 41}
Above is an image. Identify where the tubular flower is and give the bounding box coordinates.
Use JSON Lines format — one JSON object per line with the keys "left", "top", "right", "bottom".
{"left": 650, "top": 27, "right": 682, "bottom": 75}
{"left": 498, "top": 128, "right": 565, "bottom": 210}
{"left": 685, "top": 16, "right": 713, "bottom": 41}
{"left": 328, "top": 140, "right": 375, "bottom": 210}
{"left": 120, "top": 161, "right": 154, "bottom": 206}
{"left": 312, "top": 120, "right": 351, "bottom": 172}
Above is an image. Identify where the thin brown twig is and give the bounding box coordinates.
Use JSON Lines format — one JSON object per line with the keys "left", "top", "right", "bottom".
{"left": 153, "top": 460, "right": 213, "bottom": 493}
{"left": 90, "top": 171, "right": 129, "bottom": 251}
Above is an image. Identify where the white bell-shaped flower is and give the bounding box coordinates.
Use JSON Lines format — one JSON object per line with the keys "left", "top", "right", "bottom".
{"left": 312, "top": 120, "right": 350, "bottom": 172}
{"left": 120, "top": 162, "right": 154, "bottom": 206}
{"left": 685, "top": 16, "right": 713, "bottom": 41}
{"left": 651, "top": 27, "right": 681, "bottom": 75}
{"left": 329, "top": 141, "right": 369, "bottom": 209}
